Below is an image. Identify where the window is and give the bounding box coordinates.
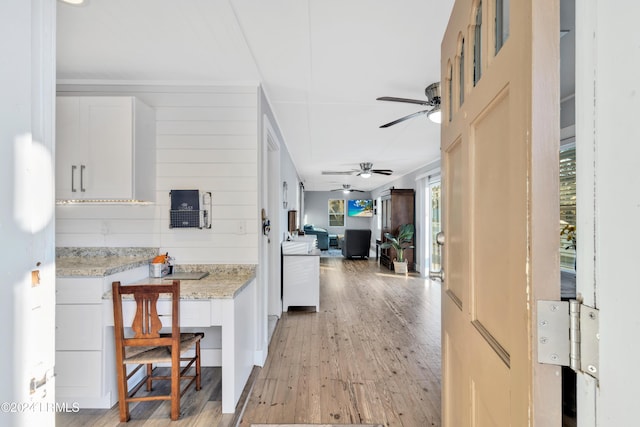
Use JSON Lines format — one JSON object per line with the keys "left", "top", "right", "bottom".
{"left": 473, "top": 1, "right": 482, "bottom": 86}
{"left": 430, "top": 181, "right": 442, "bottom": 272}
{"left": 495, "top": 0, "right": 510, "bottom": 54}
{"left": 328, "top": 199, "right": 345, "bottom": 227}
{"left": 560, "top": 147, "right": 576, "bottom": 270}
{"left": 459, "top": 38, "right": 465, "bottom": 106}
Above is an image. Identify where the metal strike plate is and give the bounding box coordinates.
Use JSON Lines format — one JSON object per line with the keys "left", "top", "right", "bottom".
{"left": 537, "top": 300, "right": 570, "bottom": 366}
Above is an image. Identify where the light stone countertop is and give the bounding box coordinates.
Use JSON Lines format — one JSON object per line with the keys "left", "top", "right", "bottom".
{"left": 56, "top": 255, "right": 154, "bottom": 277}
{"left": 108, "top": 273, "right": 256, "bottom": 299}
{"left": 56, "top": 247, "right": 157, "bottom": 277}
{"left": 56, "top": 247, "right": 257, "bottom": 299}
{"left": 104, "top": 264, "right": 256, "bottom": 299}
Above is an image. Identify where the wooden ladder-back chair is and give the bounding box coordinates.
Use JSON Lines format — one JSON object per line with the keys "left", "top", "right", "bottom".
{"left": 111, "top": 280, "right": 204, "bottom": 421}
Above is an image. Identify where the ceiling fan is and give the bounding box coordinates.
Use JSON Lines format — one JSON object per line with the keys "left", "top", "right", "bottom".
{"left": 377, "top": 82, "right": 441, "bottom": 127}
{"left": 322, "top": 162, "right": 393, "bottom": 179}
{"left": 331, "top": 184, "right": 364, "bottom": 194}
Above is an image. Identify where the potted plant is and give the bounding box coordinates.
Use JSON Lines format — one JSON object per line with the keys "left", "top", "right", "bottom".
{"left": 380, "top": 223, "right": 415, "bottom": 274}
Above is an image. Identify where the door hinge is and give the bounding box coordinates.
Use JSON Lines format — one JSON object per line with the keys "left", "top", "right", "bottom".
{"left": 537, "top": 300, "right": 599, "bottom": 379}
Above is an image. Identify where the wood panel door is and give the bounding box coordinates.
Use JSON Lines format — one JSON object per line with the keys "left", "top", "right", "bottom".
{"left": 440, "top": 1, "right": 561, "bottom": 425}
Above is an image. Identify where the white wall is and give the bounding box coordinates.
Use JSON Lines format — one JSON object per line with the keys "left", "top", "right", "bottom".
{"left": 279, "top": 143, "right": 302, "bottom": 238}
{"left": 55, "top": 84, "right": 260, "bottom": 264}
{"left": 1, "top": 1, "right": 56, "bottom": 424}
{"left": 303, "top": 191, "right": 374, "bottom": 235}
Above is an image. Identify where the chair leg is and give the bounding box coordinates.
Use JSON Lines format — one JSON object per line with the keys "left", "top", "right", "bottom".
{"left": 170, "top": 352, "right": 180, "bottom": 420}
{"left": 116, "top": 363, "right": 130, "bottom": 422}
{"left": 196, "top": 340, "right": 202, "bottom": 390}
{"left": 146, "top": 363, "right": 153, "bottom": 391}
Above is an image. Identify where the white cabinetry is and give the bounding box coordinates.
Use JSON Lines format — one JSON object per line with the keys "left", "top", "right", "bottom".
{"left": 55, "top": 266, "right": 147, "bottom": 408}
{"left": 282, "top": 251, "right": 320, "bottom": 312}
{"left": 55, "top": 96, "right": 155, "bottom": 201}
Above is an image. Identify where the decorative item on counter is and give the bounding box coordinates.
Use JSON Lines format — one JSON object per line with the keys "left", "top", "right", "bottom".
{"left": 150, "top": 252, "right": 172, "bottom": 278}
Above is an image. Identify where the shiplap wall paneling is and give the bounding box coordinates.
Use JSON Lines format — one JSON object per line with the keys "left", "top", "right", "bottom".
{"left": 55, "top": 205, "right": 160, "bottom": 247}
{"left": 153, "top": 89, "right": 258, "bottom": 264}
{"left": 55, "top": 85, "right": 260, "bottom": 265}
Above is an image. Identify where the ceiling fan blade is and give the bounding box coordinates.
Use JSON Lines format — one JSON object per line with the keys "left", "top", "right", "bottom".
{"left": 372, "top": 169, "right": 393, "bottom": 175}
{"left": 377, "top": 96, "right": 430, "bottom": 106}
{"left": 322, "top": 170, "right": 356, "bottom": 175}
{"left": 379, "top": 109, "right": 429, "bottom": 128}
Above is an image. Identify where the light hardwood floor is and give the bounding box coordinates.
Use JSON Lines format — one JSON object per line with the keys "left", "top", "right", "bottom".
{"left": 57, "top": 256, "right": 442, "bottom": 426}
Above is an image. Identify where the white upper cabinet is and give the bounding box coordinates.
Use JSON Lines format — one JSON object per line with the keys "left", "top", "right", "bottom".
{"left": 55, "top": 96, "right": 155, "bottom": 201}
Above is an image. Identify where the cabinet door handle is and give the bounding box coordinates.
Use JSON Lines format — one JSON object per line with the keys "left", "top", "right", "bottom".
{"left": 71, "top": 165, "right": 77, "bottom": 192}
{"left": 80, "top": 164, "right": 86, "bottom": 192}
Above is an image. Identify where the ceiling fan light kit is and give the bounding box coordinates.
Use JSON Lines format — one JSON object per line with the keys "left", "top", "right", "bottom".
{"left": 59, "top": 0, "right": 86, "bottom": 5}
{"left": 428, "top": 107, "right": 442, "bottom": 124}
{"left": 331, "top": 184, "right": 364, "bottom": 194}
{"left": 377, "top": 81, "right": 442, "bottom": 127}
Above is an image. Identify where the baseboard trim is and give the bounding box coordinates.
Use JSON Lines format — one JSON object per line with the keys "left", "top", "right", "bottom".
{"left": 232, "top": 365, "right": 261, "bottom": 427}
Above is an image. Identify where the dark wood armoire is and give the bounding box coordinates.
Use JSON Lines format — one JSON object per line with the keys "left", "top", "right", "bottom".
{"left": 379, "top": 188, "right": 415, "bottom": 271}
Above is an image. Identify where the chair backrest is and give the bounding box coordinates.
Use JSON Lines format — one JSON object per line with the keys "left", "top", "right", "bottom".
{"left": 343, "top": 229, "right": 372, "bottom": 256}
{"left": 345, "top": 228, "right": 371, "bottom": 243}
{"left": 112, "top": 280, "right": 181, "bottom": 350}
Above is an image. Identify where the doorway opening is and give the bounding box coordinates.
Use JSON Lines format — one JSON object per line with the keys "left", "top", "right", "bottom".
{"left": 560, "top": 0, "right": 576, "bottom": 424}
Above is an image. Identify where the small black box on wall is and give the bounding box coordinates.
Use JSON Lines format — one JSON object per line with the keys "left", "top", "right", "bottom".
{"left": 170, "top": 190, "right": 200, "bottom": 228}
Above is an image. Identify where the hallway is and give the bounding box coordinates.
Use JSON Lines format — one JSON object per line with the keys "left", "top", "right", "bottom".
{"left": 239, "top": 256, "right": 442, "bottom": 426}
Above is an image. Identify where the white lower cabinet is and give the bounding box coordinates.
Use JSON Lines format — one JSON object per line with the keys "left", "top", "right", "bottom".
{"left": 282, "top": 252, "right": 320, "bottom": 312}
{"left": 55, "top": 266, "right": 147, "bottom": 408}
{"left": 56, "top": 305, "right": 103, "bottom": 350}
{"left": 55, "top": 351, "right": 103, "bottom": 405}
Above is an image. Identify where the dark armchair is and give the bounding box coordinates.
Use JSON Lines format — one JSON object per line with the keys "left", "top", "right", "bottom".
{"left": 341, "top": 229, "right": 372, "bottom": 259}
{"left": 302, "top": 224, "right": 329, "bottom": 250}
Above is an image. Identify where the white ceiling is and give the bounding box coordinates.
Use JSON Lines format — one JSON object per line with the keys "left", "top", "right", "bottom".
{"left": 57, "top": 0, "right": 453, "bottom": 191}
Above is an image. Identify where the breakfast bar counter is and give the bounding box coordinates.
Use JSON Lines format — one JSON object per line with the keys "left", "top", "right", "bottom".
{"left": 102, "top": 271, "right": 257, "bottom": 414}
{"left": 102, "top": 273, "right": 255, "bottom": 299}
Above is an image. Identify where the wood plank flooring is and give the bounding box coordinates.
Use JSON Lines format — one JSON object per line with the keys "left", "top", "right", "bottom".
{"left": 239, "top": 257, "right": 441, "bottom": 427}
{"left": 57, "top": 257, "right": 442, "bottom": 426}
